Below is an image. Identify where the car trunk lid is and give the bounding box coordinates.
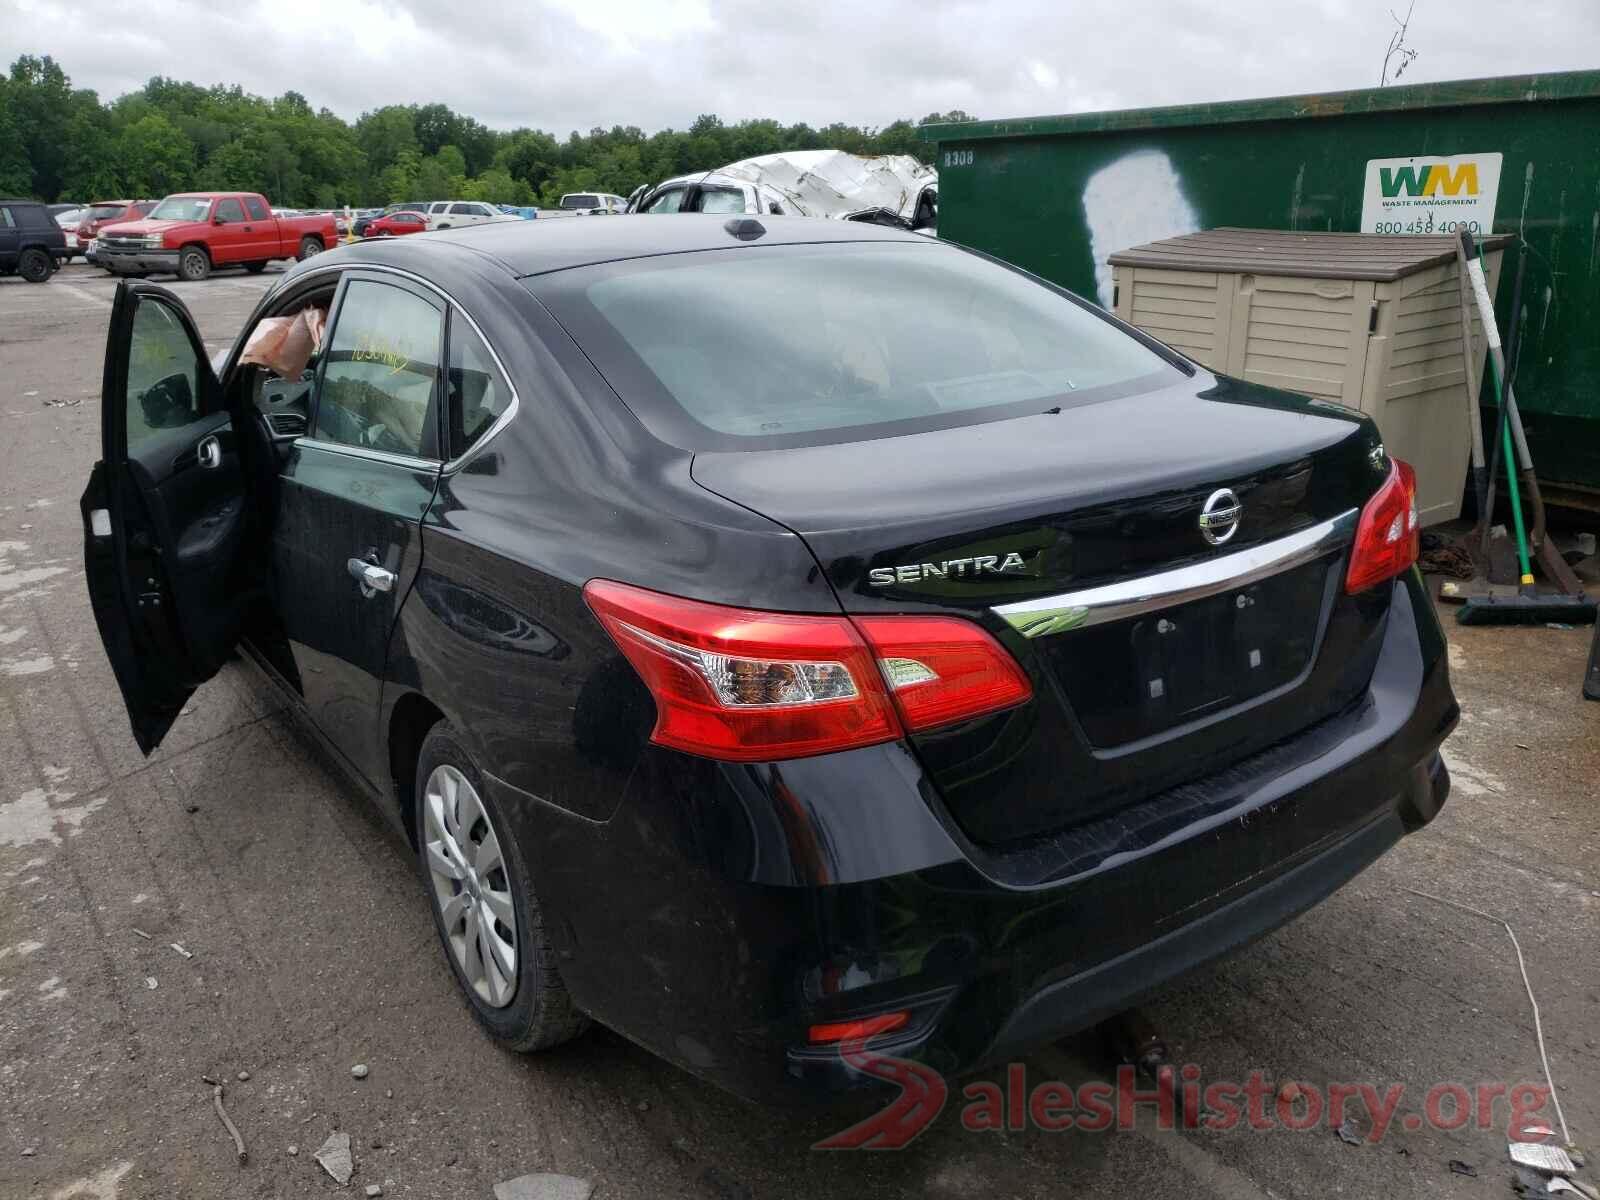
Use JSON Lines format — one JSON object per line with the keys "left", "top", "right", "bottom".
{"left": 692, "top": 375, "right": 1394, "bottom": 843}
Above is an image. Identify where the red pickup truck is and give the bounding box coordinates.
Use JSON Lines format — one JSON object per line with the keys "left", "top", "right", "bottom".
{"left": 95, "top": 192, "right": 337, "bottom": 281}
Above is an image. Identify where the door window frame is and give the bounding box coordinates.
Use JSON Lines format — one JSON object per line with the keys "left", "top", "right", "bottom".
{"left": 222, "top": 262, "right": 521, "bottom": 475}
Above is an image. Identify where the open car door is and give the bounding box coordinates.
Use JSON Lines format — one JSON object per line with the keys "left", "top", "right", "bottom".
{"left": 80, "top": 282, "right": 249, "bottom": 754}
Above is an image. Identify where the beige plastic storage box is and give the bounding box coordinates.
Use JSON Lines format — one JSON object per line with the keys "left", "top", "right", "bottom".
{"left": 1109, "top": 228, "right": 1511, "bottom": 526}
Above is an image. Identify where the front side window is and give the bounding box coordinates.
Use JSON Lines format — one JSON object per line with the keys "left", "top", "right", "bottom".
{"left": 643, "top": 189, "right": 686, "bottom": 214}
{"left": 215, "top": 198, "right": 245, "bottom": 223}
{"left": 449, "top": 203, "right": 474, "bottom": 215}
{"left": 536, "top": 242, "right": 1179, "bottom": 450}
{"left": 0, "top": 208, "right": 14, "bottom": 229}
{"left": 447, "top": 313, "right": 512, "bottom": 457}
{"left": 244, "top": 196, "right": 268, "bottom": 220}
{"left": 696, "top": 188, "right": 747, "bottom": 215}
{"left": 314, "top": 280, "right": 442, "bottom": 458}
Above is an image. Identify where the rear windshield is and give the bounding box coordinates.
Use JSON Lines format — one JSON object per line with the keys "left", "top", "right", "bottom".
{"left": 561, "top": 195, "right": 600, "bottom": 209}
{"left": 87, "top": 204, "right": 126, "bottom": 221}
{"left": 533, "top": 241, "right": 1180, "bottom": 450}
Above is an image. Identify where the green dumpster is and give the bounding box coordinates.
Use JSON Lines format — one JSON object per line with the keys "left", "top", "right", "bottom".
{"left": 922, "top": 70, "right": 1600, "bottom": 505}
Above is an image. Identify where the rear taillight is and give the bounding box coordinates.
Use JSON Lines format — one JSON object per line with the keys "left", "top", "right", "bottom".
{"left": 853, "top": 614, "right": 1033, "bottom": 733}
{"left": 1344, "top": 457, "right": 1419, "bottom": 594}
{"left": 583, "top": 580, "right": 1032, "bottom": 761}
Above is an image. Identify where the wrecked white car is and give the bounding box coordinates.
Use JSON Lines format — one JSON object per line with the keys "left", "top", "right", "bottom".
{"left": 626, "top": 149, "right": 937, "bottom": 232}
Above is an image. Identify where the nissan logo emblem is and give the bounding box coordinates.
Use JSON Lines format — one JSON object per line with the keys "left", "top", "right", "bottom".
{"left": 1198, "top": 488, "right": 1243, "bottom": 546}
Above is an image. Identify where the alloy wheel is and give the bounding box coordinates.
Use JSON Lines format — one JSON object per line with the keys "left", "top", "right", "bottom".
{"left": 423, "top": 764, "right": 519, "bottom": 1008}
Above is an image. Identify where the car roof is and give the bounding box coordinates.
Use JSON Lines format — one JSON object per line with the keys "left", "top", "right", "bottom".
{"left": 0, "top": 198, "right": 45, "bottom": 206}
{"left": 337, "top": 213, "right": 933, "bottom": 278}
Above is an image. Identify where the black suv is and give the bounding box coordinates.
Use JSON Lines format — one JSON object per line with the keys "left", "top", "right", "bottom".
{"left": 0, "top": 199, "right": 68, "bottom": 282}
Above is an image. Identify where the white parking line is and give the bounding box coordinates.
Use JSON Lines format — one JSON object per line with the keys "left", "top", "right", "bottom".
{"left": 52, "top": 283, "right": 112, "bottom": 310}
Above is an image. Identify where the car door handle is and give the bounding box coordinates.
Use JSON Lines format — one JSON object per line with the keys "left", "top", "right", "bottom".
{"left": 347, "top": 556, "right": 395, "bottom": 596}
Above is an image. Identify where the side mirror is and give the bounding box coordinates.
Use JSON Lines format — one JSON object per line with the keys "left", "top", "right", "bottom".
{"left": 140, "top": 373, "right": 195, "bottom": 430}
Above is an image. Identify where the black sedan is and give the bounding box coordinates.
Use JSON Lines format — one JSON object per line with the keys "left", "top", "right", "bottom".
{"left": 81, "top": 215, "right": 1456, "bottom": 1103}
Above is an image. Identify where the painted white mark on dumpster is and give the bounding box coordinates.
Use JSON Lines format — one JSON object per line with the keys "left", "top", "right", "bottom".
{"left": 0, "top": 787, "right": 108, "bottom": 849}
{"left": 1082, "top": 150, "right": 1200, "bottom": 309}
{"left": 1290, "top": 162, "right": 1305, "bottom": 230}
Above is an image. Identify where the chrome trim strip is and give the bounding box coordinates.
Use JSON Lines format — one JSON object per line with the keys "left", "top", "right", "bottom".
{"left": 293, "top": 436, "right": 440, "bottom": 473}
{"left": 992, "top": 509, "right": 1360, "bottom": 639}
{"left": 246, "top": 259, "right": 522, "bottom": 475}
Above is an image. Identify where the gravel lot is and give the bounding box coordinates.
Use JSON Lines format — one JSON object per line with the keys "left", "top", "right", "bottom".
{"left": 1, "top": 259, "right": 1596, "bottom": 1200}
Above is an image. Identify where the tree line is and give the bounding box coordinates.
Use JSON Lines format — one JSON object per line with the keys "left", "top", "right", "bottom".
{"left": 0, "top": 55, "right": 970, "bottom": 209}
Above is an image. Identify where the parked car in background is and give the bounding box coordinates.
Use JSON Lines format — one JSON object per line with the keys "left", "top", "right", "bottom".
{"left": 53, "top": 207, "right": 88, "bottom": 258}
{"left": 352, "top": 203, "right": 425, "bottom": 238}
{"left": 0, "top": 199, "right": 68, "bottom": 281}
{"left": 83, "top": 216, "right": 1453, "bottom": 1104}
{"left": 424, "top": 200, "right": 521, "bottom": 230}
{"left": 630, "top": 151, "right": 938, "bottom": 233}
{"left": 48, "top": 202, "right": 84, "bottom": 220}
{"left": 96, "top": 192, "right": 336, "bottom": 281}
{"left": 547, "top": 192, "right": 628, "bottom": 216}
{"left": 77, "top": 200, "right": 158, "bottom": 251}
{"left": 363, "top": 210, "right": 429, "bottom": 237}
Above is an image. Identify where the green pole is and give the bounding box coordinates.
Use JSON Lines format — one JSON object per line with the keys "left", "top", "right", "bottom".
{"left": 1485, "top": 335, "right": 1534, "bottom": 585}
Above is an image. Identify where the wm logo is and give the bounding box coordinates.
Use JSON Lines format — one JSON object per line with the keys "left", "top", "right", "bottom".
{"left": 1379, "top": 163, "right": 1480, "bottom": 198}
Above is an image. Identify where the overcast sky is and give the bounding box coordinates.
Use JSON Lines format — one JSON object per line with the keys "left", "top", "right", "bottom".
{"left": 5, "top": 0, "right": 1599, "bottom": 132}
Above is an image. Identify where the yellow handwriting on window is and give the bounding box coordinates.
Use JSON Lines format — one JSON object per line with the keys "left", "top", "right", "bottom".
{"left": 351, "top": 332, "right": 411, "bottom": 376}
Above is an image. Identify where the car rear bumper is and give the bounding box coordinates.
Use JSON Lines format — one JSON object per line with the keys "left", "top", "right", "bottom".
{"left": 497, "top": 570, "right": 1456, "bottom": 1105}
{"left": 100, "top": 249, "right": 179, "bottom": 273}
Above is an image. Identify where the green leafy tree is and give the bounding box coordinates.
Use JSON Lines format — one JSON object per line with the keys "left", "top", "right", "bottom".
{"left": 2, "top": 53, "right": 945, "bottom": 207}
{"left": 117, "top": 113, "right": 195, "bottom": 197}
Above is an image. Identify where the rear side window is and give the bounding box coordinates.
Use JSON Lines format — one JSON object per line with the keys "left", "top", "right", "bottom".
{"left": 216, "top": 198, "right": 245, "bottom": 223}
{"left": 0, "top": 208, "right": 13, "bottom": 229}
{"left": 696, "top": 188, "right": 746, "bottom": 215}
{"left": 244, "top": 196, "right": 268, "bottom": 220}
{"left": 315, "top": 280, "right": 443, "bottom": 459}
{"left": 536, "top": 242, "right": 1179, "bottom": 450}
{"left": 446, "top": 313, "right": 512, "bottom": 456}
{"left": 15, "top": 205, "right": 50, "bottom": 230}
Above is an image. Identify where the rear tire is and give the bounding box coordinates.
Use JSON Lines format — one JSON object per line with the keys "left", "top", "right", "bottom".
{"left": 414, "top": 721, "right": 588, "bottom": 1052}
{"left": 244, "top": 260, "right": 268, "bottom": 274}
{"left": 296, "top": 236, "right": 322, "bottom": 261}
{"left": 18, "top": 249, "right": 52, "bottom": 283}
{"left": 177, "top": 246, "right": 210, "bottom": 281}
